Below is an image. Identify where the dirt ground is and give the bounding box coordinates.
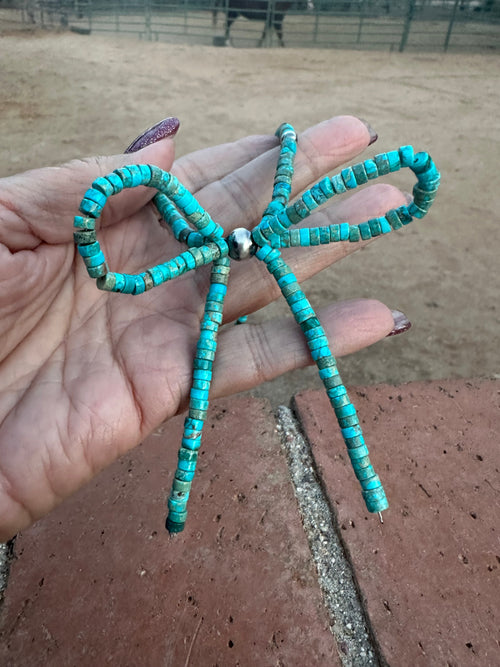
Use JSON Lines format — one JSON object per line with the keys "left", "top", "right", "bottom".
{"left": 1, "top": 23, "right": 498, "bottom": 405}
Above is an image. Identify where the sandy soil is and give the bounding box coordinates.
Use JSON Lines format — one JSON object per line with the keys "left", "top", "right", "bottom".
{"left": 1, "top": 24, "right": 498, "bottom": 405}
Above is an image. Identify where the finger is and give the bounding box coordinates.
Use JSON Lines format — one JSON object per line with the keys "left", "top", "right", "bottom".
{"left": 173, "top": 135, "right": 278, "bottom": 190}
{"left": 179, "top": 116, "right": 374, "bottom": 230}
{"left": 211, "top": 298, "right": 395, "bottom": 397}
{"left": 221, "top": 182, "right": 407, "bottom": 321}
{"left": 0, "top": 138, "right": 176, "bottom": 250}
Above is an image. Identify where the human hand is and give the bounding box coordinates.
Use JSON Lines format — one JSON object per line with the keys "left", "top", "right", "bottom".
{"left": 0, "top": 115, "right": 408, "bottom": 540}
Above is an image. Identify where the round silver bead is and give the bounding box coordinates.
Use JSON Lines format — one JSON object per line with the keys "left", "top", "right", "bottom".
{"left": 226, "top": 228, "right": 256, "bottom": 260}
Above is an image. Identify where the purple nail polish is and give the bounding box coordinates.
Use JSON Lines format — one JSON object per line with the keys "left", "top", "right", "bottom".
{"left": 357, "top": 118, "right": 378, "bottom": 146}
{"left": 125, "top": 117, "right": 180, "bottom": 153}
{"left": 386, "top": 309, "right": 412, "bottom": 337}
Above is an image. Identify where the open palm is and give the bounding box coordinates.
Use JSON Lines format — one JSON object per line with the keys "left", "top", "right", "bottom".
{"left": 0, "top": 116, "right": 405, "bottom": 539}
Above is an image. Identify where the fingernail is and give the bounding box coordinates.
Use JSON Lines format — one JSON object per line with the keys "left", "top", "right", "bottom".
{"left": 358, "top": 118, "right": 378, "bottom": 146}
{"left": 125, "top": 117, "right": 180, "bottom": 153}
{"left": 386, "top": 309, "right": 412, "bottom": 337}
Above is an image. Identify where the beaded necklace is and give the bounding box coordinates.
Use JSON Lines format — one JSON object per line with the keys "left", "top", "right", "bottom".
{"left": 74, "top": 124, "right": 440, "bottom": 532}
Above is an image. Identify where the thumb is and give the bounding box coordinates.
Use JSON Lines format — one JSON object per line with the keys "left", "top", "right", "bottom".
{"left": 0, "top": 134, "right": 177, "bottom": 250}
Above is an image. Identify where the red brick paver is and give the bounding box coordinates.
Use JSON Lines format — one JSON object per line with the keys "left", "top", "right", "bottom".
{"left": 294, "top": 378, "right": 500, "bottom": 667}
{"left": 0, "top": 397, "right": 338, "bottom": 667}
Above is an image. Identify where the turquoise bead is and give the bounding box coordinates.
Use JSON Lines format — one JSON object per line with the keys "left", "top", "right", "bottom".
{"left": 104, "top": 172, "right": 124, "bottom": 194}
{"left": 330, "top": 174, "right": 347, "bottom": 194}
{"left": 348, "top": 444, "right": 370, "bottom": 460}
{"left": 349, "top": 226, "right": 361, "bottom": 242}
{"left": 73, "top": 215, "right": 95, "bottom": 230}
{"left": 386, "top": 209, "right": 404, "bottom": 230}
{"left": 341, "top": 167, "right": 357, "bottom": 189}
{"left": 87, "top": 263, "right": 108, "bottom": 278}
{"left": 364, "top": 159, "right": 378, "bottom": 179}
{"left": 398, "top": 145, "right": 414, "bottom": 167}
{"left": 79, "top": 198, "right": 103, "bottom": 218}
{"left": 352, "top": 162, "right": 368, "bottom": 184}
{"left": 374, "top": 153, "right": 390, "bottom": 175}
{"left": 339, "top": 223, "right": 350, "bottom": 241}
{"left": 83, "top": 187, "right": 107, "bottom": 208}
{"left": 301, "top": 191, "right": 319, "bottom": 212}
{"left": 368, "top": 218, "right": 382, "bottom": 236}
{"left": 341, "top": 425, "right": 363, "bottom": 439}
{"left": 78, "top": 241, "right": 101, "bottom": 258}
{"left": 84, "top": 250, "right": 106, "bottom": 268}
{"left": 329, "top": 225, "right": 340, "bottom": 242}
{"left": 358, "top": 222, "right": 372, "bottom": 240}
{"left": 318, "top": 176, "right": 334, "bottom": 198}
{"left": 387, "top": 150, "right": 401, "bottom": 172}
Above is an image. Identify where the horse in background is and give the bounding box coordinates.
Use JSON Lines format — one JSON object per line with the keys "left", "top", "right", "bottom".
{"left": 212, "top": 0, "right": 314, "bottom": 47}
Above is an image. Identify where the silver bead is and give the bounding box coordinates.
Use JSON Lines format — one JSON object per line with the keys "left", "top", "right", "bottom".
{"left": 226, "top": 228, "right": 256, "bottom": 260}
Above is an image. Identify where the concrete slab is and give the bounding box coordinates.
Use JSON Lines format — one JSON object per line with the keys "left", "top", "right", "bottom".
{"left": 294, "top": 378, "right": 500, "bottom": 667}
{"left": 0, "top": 397, "right": 339, "bottom": 666}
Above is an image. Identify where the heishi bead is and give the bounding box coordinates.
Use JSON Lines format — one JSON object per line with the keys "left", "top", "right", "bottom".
{"left": 319, "top": 227, "right": 330, "bottom": 244}
{"left": 358, "top": 222, "right": 372, "bottom": 240}
{"left": 352, "top": 162, "right": 368, "bottom": 184}
{"left": 363, "top": 159, "right": 378, "bottom": 179}
{"left": 293, "top": 199, "right": 310, "bottom": 219}
{"left": 395, "top": 206, "right": 413, "bottom": 225}
{"left": 113, "top": 166, "right": 134, "bottom": 188}
{"left": 341, "top": 425, "right": 363, "bottom": 440}
{"left": 299, "top": 228, "right": 310, "bottom": 246}
{"left": 411, "top": 151, "right": 431, "bottom": 174}
{"left": 83, "top": 250, "right": 106, "bottom": 268}
{"left": 330, "top": 174, "right": 347, "bottom": 194}
{"left": 275, "top": 209, "right": 294, "bottom": 230}
{"left": 368, "top": 218, "right": 382, "bottom": 236}
{"left": 363, "top": 488, "right": 389, "bottom": 513}
{"left": 408, "top": 202, "right": 427, "bottom": 219}
{"left": 74, "top": 229, "right": 97, "bottom": 244}
{"left": 301, "top": 191, "right": 319, "bottom": 212}
{"left": 96, "top": 272, "right": 116, "bottom": 291}
{"left": 281, "top": 282, "right": 301, "bottom": 298}
{"left": 341, "top": 167, "right": 358, "bottom": 189}
{"left": 374, "top": 153, "right": 390, "bottom": 175}
{"left": 349, "top": 225, "right": 361, "bottom": 242}
{"left": 77, "top": 241, "right": 101, "bottom": 258}
{"left": 91, "top": 176, "right": 115, "bottom": 197}
{"left": 339, "top": 223, "right": 350, "bottom": 241}
{"left": 79, "top": 198, "right": 103, "bottom": 218}
{"left": 329, "top": 225, "right": 340, "bottom": 242}
{"left": 104, "top": 172, "right": 124, "bottom": 194}
{"left": 73, "top": 215, "right": 95, "bottom": 230}
{"left": 288, "top": 229, "right": 301, "bottom": 246}
{"left": 318, "top": 176, "right": 334, "bottom": 198}
{"left": 349, "top": 446, "right": 371, "bottom": 463}
{"left": 385, "top": 208, "right": 404, "bottom": 230}
{"left": 387, "top": 150, "right": 401, "bottom": 172}
{"left": 335, "top": 403, "right": 356, "bottom": 418}
{"left": 172, "top": 478, "right": 192, "bottom": 493}
{"left": 87, "top": 263, "right": 108, "bottom": 278}
{"left": 338, "top": 414, "right": 359, "bottom": 429}
{"left": 283, "top": 204, "right": 304, "bottom": 225}
{"left": 83, "top": 187, "right": 107, "bottom": 209}
{"left": 398, "top": 145, "right": 415, "bottom": 167}
{"left": 309, "top": 228, "right": 320, "bottom": 246}
{"left": 309, "top": 183, "right": 329, "bottom": 206}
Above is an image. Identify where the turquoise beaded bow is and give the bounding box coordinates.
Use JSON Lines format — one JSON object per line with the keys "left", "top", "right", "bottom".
{"left": 74, "top": 124, "right": 440, "bottom": 532}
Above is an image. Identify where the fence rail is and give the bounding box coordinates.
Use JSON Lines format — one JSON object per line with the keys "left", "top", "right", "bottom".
{"left": 4, "top": 0, "right": 499, "bottom": 51}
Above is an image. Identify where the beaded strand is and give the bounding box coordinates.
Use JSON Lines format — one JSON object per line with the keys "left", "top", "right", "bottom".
{"left": 74, "top": 123, "right": 440, "bottom": 533}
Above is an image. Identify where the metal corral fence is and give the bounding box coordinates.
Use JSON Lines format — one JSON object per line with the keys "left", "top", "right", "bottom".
{"left": 5, "top": 0, "right": 500, "bottom": 51}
